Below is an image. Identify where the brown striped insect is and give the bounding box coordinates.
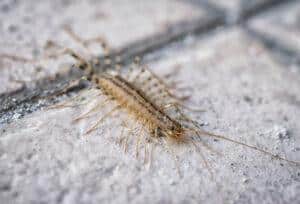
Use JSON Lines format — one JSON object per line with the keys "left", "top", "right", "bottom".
{"left": 1, "top": 28, "right": 299, "bottom": 176}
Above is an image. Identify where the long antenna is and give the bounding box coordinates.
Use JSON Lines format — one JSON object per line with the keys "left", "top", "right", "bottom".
{"left": 187, "top": 127, "right": 300, "bottom": 165}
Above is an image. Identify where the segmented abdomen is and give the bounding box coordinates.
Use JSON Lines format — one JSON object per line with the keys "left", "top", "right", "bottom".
{"left": 95, "top": 74, "right": 176, "bottom": 135}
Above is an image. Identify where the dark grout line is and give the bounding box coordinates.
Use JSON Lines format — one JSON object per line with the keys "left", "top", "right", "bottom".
{"left": 241, "top": 0, "right": 300, "bottom": 67}
{"left": 245, "top": 26, "right": 300, "bottom": 66}
{"left": 240, "top": 0, "right": 300, "bottom": 67}
{"left": 185, "top": 0, "right": 226, "bottom": 19}
{"left": 239, "top": 0, "right": 297, "bottom": 22}
{"left": 0, "top": 69, "right": 85, "bottom": 124}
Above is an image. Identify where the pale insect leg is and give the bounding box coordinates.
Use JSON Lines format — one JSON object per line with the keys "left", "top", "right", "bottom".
{"left": 144, "top": 136, "right": 160, "bottom": 169}
{"left": 174, "top": 107, "right": 203, "bottom": 128}
{"left": 140, "top": 64, "right": 172, "bottom": 91}
{"left": 126, "top": 56, "right": 149, "bottom": 81}
{"left": 118, "top": 121, "right": 128, "bottom": 149}
{"left": 161, "top": 64, "right": 182, "bottom": 80}
{"left": 174, "top": 107, "right": 222, "bottom": 157}
{"left": 123, "top": 126, "right": 141, "bottom": 153}
{"left": 118, "top": 127, "right": 125, "bottom": 146}
{"left": 114, "top": 55, "right": 122, "bottom": 74}
{"left": 135, "top": 66, "right": 182, "bottom": 92}
{"left": 135, "top": 127, "right": 144, "bottom": 159}
{"left": 0, "top": 41, "right": 91, "bottom": 89}
{"left": 144, "top": 78, "right": 190, "bottom": 104}
{"left": 72, "top": 96, "right": 112, "bottom": 122}
{"left": 142, "top": 87, "right": 204, "bottom": 112}
{"left": 164, "top": 137, "right": 182, "bottom": 177}
{"left": 44, "top": 76, "right": 90, "bottom": 100}
{"left": 127, "top": 64, "right": 146, "bottom": 83}
{"left": 0, "top": 30, "right": 92, "bottom": 71}
{"left": 84, "top": 103, "right": 123, "bottom": 135}
{"left": 43, "top": 40, "right": 94, "bottom": 76}
{"left": 119, "top": 121, "right": 131, "bottom": 153}
{"left": 148, "top": 123, "right": 179, "bottom": 173}
{"left": 163, "top": 101, "right": 205, "bottom": 113}
{"left": 0, "top": 54, "right": 36, "bottom": 63}
{"left": 172, "top": 107, "right": 222, "bottom": 156}
{"left": 192, "top": 135, "right": 223, "bottom": 157}
{"left": 191, "top": 140, "right": 214, "bottom": 179}
{"left": 146, "top": 141, "right": 154, "bottom": 169}
{"left": 63, "top": 25, "right": 109, "bottom": 56}
{"left": 160, "top": 65, "right": 189, "bottom": 91}
{"left": 143, "top": 140, "right": 148, "bottom": 165}
{"left": 123, "top": 130, "right": 130, "bottom": 153}
{"left": 137, "top": 64, "right": 190, "bottom": 102}
{"left": 46, "top": 88, "right": 99, "bottom": 110}
{"left": 63, "top": 26, "right": 124, "bottom": 73}
{"left": 139, "top": 127, "right": 151, "bottom": 164}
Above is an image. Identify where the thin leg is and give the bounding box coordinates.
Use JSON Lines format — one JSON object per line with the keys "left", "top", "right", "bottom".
{"left": 72, "top": 96, "right": 111, "bottom": 122}
{"left": 141, "top": 64, "right": 172, "bottom": 91}
{"left": 1, "top": 39, "right": 95, "bottom": 79}
{"left": 161, "top": 64, "right": 182, "bottom": 80}
{"left": 126, "top": 56, "right": 147, "bottom": 80}
{"left": 123, "top": 126, "right": 139, "bottom": 153}
{"left": 84, "top": 103, "right": 122, "bottom": 135}
{"left": 63, "top": 25, "right": 120, "bottom": 70}
{"left": 44, "top": 77, "right": 89, "bottom": 100}
{"left": 135, "top": 128, "right": 143, "bottom": 158}
{"left": 175, "top": 109, "right": 203, "bottom": 129}
{"left": 130, "top": 68, "right": 145, "bottom": 83}
{"left": 46, "top": 87, "right": 95, "bottom": 110}
{"left": 146, "top": 83, "right": 190, "bottom": 104}
{"left": 163, "top": 102, "right": 205, "bottom": 113}
{"left": 192, "top": 136, "right": 223, "bottom": 157}
{"left": 164, "top": 138, "right": 181, "bottom": 177}
{"left": 174, "top": 111, "right": 222, "bottom": 157}
{"left": 119, "top": 121, "right": 131, "bottom": 153}
{"left": 118, "top": 125, "right": 126, "bottom": 147}
{"left": 143, "top": 141, "right": 148, "bottom": 165}
{"left": 191, "top": 140, "right": 213, "bottom": 179}
{"left": 44, "top": 40, "right": 94, "bottom": 76}
{"left": 0, "top": 53, "right": 36, "bottom": 63}
{"left": 146, "top": 142, "right": 154, "bottom": 169}
{"left": 123, "top": 133, "right": 130, "bottom": 153}
{"left": 137, "top": 64, "right": 190, "bottom": 104}
{"left": 44, "top": 40, "right": 85, "bottom": 62}
{"left": 114, "top": 55, "right": 122, "bottom": 74}
{"left": 63, "top": 25, "right": 110, "bottom": 55}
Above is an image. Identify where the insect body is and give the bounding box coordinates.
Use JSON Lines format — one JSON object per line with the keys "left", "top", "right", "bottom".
{"left": 69, "top": 50, "right": 300, "bottom": 169}
{"left": 92, "top": 73, "right": 184, "bottom": 140}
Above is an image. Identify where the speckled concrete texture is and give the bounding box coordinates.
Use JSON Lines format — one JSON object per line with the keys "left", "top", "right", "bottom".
{"left": 1, "top": 1, "right": 300, "bottom": 204}
{"left": 1, "top": 27, "right": 300, "bottom": 204}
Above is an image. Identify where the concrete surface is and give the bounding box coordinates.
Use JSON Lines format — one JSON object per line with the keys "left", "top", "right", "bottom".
{"left": 1, "top": 1, "right": 300, "bottom": 204}
{"left": 1, "top": 27, "right": 300, "bottom": 204}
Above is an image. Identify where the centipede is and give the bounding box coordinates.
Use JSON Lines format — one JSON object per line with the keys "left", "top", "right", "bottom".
{"left": 1, "top": 27, "right": 299, "bottom": 175}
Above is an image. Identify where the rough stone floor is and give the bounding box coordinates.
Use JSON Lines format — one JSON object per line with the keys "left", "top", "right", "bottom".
{"left": 0, "top": 0, "right": 300, "bottom": 204}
